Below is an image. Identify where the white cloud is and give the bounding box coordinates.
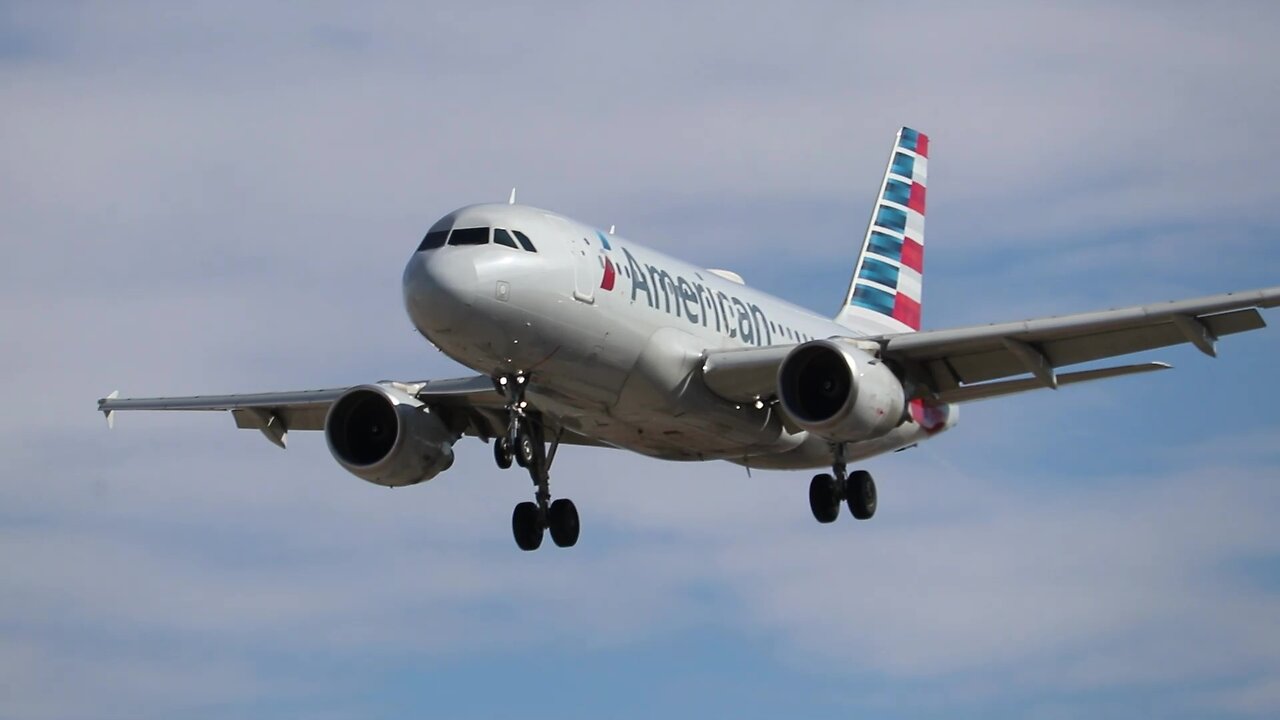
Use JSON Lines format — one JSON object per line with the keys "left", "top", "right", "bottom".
{"left": 3, "top": 2, "right": 1280, "bottom": 718}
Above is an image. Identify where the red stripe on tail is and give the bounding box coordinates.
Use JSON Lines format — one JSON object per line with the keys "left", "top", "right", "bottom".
{"left": 900, "top": 237, "right": 924, "bottom": 273}
{"left": 893, "top": 294, "right": 921, "bottom": 330}
{"left": 907, "top": 183, "right": 927, "bottom": 214}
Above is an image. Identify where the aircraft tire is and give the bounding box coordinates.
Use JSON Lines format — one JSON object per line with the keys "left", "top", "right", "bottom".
{"left": 809, "top": 473, "right": 841, "bottom": 524}
{"left": 494, "top": 436, "right": 514, "bottom": 469}
{"left": 548, "top": 498, "right": 580, "bottom": 548}
{"left": 515, "top": 429, "right": 538, "bottom": 468}
{"left": 847, "top": 470, "right": 877, "bottom": 520}
{"left": 512, "top": 501, "right": 543, "bottom": 551}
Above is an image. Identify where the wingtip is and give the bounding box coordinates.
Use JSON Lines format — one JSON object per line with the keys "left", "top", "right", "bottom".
{"left": 100, "top": 390, "right": 119, "bottom": 429}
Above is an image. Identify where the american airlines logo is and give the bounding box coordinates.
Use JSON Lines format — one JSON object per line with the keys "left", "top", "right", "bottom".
{"left": 615, "top": 246, "right": 781, "bottom": 347}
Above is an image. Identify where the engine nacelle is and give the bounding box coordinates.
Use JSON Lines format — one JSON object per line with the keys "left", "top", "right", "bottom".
{"left": 777, "top": 340, "right": 907, "bottom": 442}
{"left": 324, "top": 384, "right": 456, "bottom": 487}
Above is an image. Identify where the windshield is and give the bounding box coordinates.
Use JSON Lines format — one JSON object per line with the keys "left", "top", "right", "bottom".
{"left": 417, "top": 216, "right": 454, "bottom": 251}
{"left": 416, "top": 220, "right": 540, "bottom": 254}
{"left": 448, "top": 227, "right": 490, "bottom": 246}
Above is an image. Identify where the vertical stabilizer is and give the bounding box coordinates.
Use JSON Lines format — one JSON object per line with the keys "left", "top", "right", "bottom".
{"left": 835, "top": 127, "right": 929, "bottom": 334}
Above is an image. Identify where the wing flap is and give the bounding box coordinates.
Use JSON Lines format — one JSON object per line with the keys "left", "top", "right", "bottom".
{"left": 935, "top": 362, "right": 1172, "bottom": 403}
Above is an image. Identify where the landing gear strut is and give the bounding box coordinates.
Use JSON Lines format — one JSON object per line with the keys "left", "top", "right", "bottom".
{"left": 496, "top": 373, "right": 579, "bottom": 551}
{"left": 808, "top": 443, "right": 876, "bottom": 524}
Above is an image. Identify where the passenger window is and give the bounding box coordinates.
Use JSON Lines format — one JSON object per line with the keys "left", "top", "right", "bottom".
{"left": 513, "top": 231, "right": 537, "bottom": 252}
{"left": 493, "top": 228, "right": 519, "bottom": 249}
{"left": 448, "top": 227, "right": 490, "bottom": 246}
{"left": 418, "top": 231, "right": 449, "bottom": 251}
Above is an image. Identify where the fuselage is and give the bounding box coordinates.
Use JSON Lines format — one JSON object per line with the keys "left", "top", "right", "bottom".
{"left": 402, "top": 203, "right": 953, "bottom": 469}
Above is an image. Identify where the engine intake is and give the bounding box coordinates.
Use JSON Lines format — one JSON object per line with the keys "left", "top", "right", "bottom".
{"left": 777, "top": 340, "right": 907, "bottom": 442}
{"left": 324, "top": 384, "right": 456, "bottom": 487}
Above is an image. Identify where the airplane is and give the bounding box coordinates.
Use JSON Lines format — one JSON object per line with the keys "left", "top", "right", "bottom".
{"left": 98, "top": 127, "right": 1280, "bottom": 551}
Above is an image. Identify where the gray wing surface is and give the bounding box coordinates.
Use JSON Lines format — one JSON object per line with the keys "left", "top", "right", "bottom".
{"left": 97, "top": 375, "right": 604, "bottom": 449}
{"left": 701, "top": 285, "right": 1280, "bottom": 404}
{"left": 890, "top": 285, "right": 1278, "bottom": 400}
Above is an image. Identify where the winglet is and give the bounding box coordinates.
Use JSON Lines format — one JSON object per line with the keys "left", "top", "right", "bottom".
{"left": 101, "top": 390, "right": 119, "bottom": 429}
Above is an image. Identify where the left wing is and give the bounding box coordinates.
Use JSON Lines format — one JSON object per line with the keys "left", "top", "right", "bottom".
{"left": 702, "top": 285, "right": 1280, "bottom": 404}
{"left": 97, "top": 375, "right": 602, "bottom": 448}
{"left": 885, "top": 285, "right": 1278, "bottom": 402}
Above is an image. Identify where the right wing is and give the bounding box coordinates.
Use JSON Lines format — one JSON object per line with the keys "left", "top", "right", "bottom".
{"left": 97, "top": 375, "right": 604, "bottom": 449}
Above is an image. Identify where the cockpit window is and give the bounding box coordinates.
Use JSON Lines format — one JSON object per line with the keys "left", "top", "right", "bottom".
{"left": 448, "top": 227, "right": 490, "bottom": 246}
{"left": 513, "top": 230, "right": 537, "bottom": 252}
{"left": 418, "top": 231, "right": 449, "bottom": 251}
{"left": 417, "top": 216, "right": 454, "bottom": 251}
{"left": 493, "top": 228, "right": 519, "bottom": 249}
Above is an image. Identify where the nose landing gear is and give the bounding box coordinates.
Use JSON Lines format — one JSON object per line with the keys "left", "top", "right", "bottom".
{"left": 808, "top": 443, "right": 877, "bottom": 524}
{"left": 495, "top": 373, "right": 580, "bottom": 551}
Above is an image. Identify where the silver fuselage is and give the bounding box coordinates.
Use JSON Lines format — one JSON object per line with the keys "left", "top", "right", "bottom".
{"left": 402, "top": 203, "right": 952, "bottom": 469}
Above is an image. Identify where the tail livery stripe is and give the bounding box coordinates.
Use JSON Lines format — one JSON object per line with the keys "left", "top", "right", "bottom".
{"left": 900, "top": 236, "right": 923, "bottom": 273}
{"left": 838, "top": 126, "right": 928, "bottom": 333}
{"left": 898, "top": 127, "right": 929, "bottom": 158}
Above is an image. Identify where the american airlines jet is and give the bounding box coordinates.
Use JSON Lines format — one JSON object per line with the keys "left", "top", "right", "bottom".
{"left": 99, "top": 128, "right": 1280, "bottom": 551}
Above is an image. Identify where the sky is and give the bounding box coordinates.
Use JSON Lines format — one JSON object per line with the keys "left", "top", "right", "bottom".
{"left": 3, "top": 2, "right": 1280, "bottom": 718}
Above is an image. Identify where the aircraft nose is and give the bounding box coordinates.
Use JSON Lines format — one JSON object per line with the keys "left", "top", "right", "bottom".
{"left": 402, "top": 249, "right": 479, "bottom": 334}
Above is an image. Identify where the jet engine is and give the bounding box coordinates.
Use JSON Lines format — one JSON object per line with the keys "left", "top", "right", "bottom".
{"left": 324, "top": 384, "right": 456, "bottom": 487}
{"left": 777, "top": 340, "right": 907, "bottom": 442}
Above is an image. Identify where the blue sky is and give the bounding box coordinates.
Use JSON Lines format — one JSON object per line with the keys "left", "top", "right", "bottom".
{"left": 3, "top": 2, "right": 1280, "bottom": 718}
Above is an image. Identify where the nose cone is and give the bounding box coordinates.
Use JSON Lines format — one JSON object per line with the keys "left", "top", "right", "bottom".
{"left": 403, "top": 249, "right": 479, "bottom": 335}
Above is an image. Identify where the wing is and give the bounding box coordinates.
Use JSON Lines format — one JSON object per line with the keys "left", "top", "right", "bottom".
{"left": 97, "top": 375, "right": 604, "bottom": 448}
{"left": 888, "top": 285, "right": 1278, "bottom": 402}
{"left": 702, "top": 285, "right": 1280, "bottom": 404}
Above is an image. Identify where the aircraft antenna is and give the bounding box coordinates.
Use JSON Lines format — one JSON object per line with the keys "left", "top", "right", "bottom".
{"left": 609, "top": 225, "right": 616, "bottom": 234}
{"left": 508, "top": 188, "right": 517, "bottom": 205}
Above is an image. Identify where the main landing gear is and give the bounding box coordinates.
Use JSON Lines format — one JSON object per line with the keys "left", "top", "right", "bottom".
{"left": 495, "top": 374, "right": 579, "bottom": 551}
{"left": 808, "top": 443, "right": 877, "bottom": 524}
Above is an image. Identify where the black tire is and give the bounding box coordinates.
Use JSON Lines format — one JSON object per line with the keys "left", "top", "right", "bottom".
{"left": 548, "top": 498, "right": 580, "bottom": 548}
{"left": 512, "top": 501, "right": 543, "bottom": 551}
{"left": 847, "top": 470, "right": 877, "bottom": 520}
{"left": 808, "top": 473, "right": 840, "bottom": 524}
{"left": 494, "top": 436, "right": 513, "bottom": 470}
{"left": 515, "top": 429, "right": 538, "bottom": 469}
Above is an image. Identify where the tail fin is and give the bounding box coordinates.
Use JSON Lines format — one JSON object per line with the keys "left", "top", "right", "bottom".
{"left": 835, "top": 126, "right": 928, "bottom": 334}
